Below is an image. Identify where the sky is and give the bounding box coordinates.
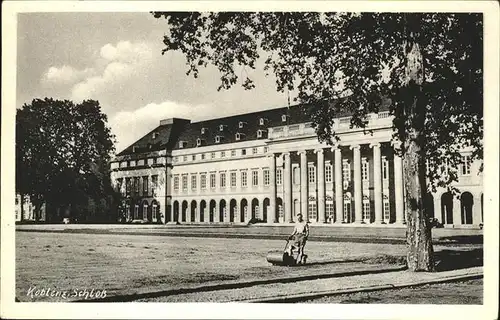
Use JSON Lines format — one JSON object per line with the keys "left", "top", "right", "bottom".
{"left": 17, "top": 12, "right": 291, "bottom": 153}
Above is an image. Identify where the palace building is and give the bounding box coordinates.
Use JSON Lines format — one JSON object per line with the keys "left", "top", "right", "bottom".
{"left": 109, "top": 103, "right": 483, "bottom": 228}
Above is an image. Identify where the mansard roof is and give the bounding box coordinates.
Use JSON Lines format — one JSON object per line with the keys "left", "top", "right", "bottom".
{"left": 117, "top": 97, "right": 390, "bottom": 155}
{"left": 117, "top": 118, "right": 190, "bottom": 156}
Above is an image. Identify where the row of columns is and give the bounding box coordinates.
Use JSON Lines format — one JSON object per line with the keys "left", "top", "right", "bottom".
{"left": 268, "top": 143, "right": 405, "bottom": 224}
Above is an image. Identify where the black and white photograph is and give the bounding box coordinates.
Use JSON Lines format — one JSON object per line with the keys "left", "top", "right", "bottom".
{"left": 1, "top": 1, "right": 499, "bottom": 319}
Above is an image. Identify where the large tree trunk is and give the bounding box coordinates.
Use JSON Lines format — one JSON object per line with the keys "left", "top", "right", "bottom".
{"left": 402, "top": 39, "right": 435, "bottom": 272}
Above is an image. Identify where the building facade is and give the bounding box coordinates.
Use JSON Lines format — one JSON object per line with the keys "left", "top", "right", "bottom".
{"left": 110, "top": 104, "right": 483, "bottom": 228}
{"left": 15, "top": 194, "right": 46, "bottom": 222}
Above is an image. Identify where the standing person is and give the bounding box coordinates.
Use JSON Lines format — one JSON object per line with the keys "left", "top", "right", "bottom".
{"left": 288, "top": 213, "right": 309, "bottom": 264}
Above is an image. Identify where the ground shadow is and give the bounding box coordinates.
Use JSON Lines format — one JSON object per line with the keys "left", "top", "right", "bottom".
{"left": 305, "top": 259, "right": 366, "bottom": 266}
{"left": 434, "top": 248, "right": 483, "bottom": 272}
{"left": 436, "top": 235, "right": 483, "bottom": 245}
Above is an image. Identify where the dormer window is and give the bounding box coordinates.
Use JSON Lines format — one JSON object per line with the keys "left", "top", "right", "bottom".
{"left": 147, "top": 143, "right": 152, "bottom": 150}
{"left": 152, "top": 132, "right": 158, "bottom": 139}
{"left": 257, "top": 129, "right": 267, "bottom": 139}
{"left": 219, "top": 124, "right": 228, "bottom": 132}
{"left": 132, "top": 146, "right": 137, "bottom": 153}
{"left": 235, "top": 133, "right": 246, "bottom": 141}
{"left": 179, "top": 141, "right": 187, "bottom": 149}
{"left": 281, "top": 114, "right": 288, "bottom": 122}
{"left": 196, "top": 138, "right": 205, "bottom": 147}
{"left": 215, "top": 135, "right": 223, "bottom": 143}
{"left": 259, "top": 118, "right": 268, "bottom": 126}
{"left": 201, "top": 127, "right": 207, "bottom": 135}
{"left": 238, "top": 121, "right": 247, "bottom": 129}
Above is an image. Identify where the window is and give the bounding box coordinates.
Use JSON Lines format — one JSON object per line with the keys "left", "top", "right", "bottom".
{"left": 130, "top": 160, "right": 136, "bottom": 167}
{"left": 308, "top": 166, "right": 316, "bottom": 184}
{"left": 191, "top": 175, "right": 197, "bottom": 190}
{"left": 326, "top": 201, "right": 334, "bottom": 220}
{"left": 182, "top": 175, "right": 188, "bottom": 191}
{"left": 264, "top": 169, "right": 270, "bottom": 186}
{"left": 231, "top": 150, "right": 236, "bottom": 157}
{"left": 281, "top": 114, "right": 287, "bottom": 122}
{"left": 125, "top": 178, "right": 131, "bottom": 194}
{"left": 192, "top": 154, "right": 196, "bottom": 161}
{"left": 308, "top": 200, "right": 317, "bottom": 221}
{"left": 264, "top": 146, "right": 269, "bottom": 153}
{"left": 241, "top": 171, "right": 248, "bottom": 187}
{"left": 215, "top": 136, "right": 221, "bottom": 143}
{"left": 343, "top": 202, "right": 351, "bottom": 223}
{"left": 257, "top": 130, "right": 263, "bottom": 138}
{"left": 241, "top": 149, "right": 247, "bottom": 156}
{"left": 252, "top": 147, "right": 258, "bottom": 154}
{"left": 210, "top": 173, "right": 216, "bottom": 189}
{"left": 252, "top": 170, "right": 259, "bottom": 186}
{"left": 276, "top": 168, "right": 283, "bottom": 185}
{"left": 362, "top": 159, "right": 369, "bottom": 181}
{"left": 153, "top": 157, "right": 157, "bottom": 164}
{"left": 235, "top": 133, "right": 241, "bottom": 141}
{"left": 293, "top": 167, "right": 300, "bottom": 185}
{"left": 254, "top": 205, "right": 260, "bottom": 219}
{"left": 343, "top": 193, "right": 352, "bottom": 223}
{"left": 382, "top": 157, "right": 389, "bottom": 180}
{"left": 383, "top": 199, "right": 390, "bottom": 221}
{"left": 201, "top": 153, "right": 205, "bottom": 160}
{"left": 201, "top": 127, "right": 206, "bottom": 135}
{"left": 151, "top": 175, "right": 158, "bottom": 195}
{"left": 239, "top": 121, "right": 245, "bottom": 128}
{"left": 183, "top": 156, "right": 187, "bottom": 162}
{"left": 174, "top": 157, "right": 179, "bottom": 163}
{"left": 143, "top": 176, "right": 148, "bottom": 195}
{"left": 461, "top": 155, "right": 471, "bottom": 175}
{"left": 342, "top": 160, "right": 351, "bottom": 182}
{"left": 230, "top": 172, "right": 237, "bottom": 187}
{"left": 134, "top": 177, "right": 140, "bottom": 193}
{"left": 362, "top": 200, "right": 371, "bottom": 221}
{"left": 220, "top": 172, "right": 226, "bottom": 188}
{"left": 211, "top": 152, "right": 216, "bottom": 159}
{"left": 173, "top": 176, "right": 179, "bottom": 191}
{"left": 196, "top": 138, "right": 202, "bottom": 147}
{"left": 325, "top": 164, "right": 333, "bottom": 183}
{"left": 221, "top": 151, "right": 226, "bottom": 158}
{"left": 201, "top": 174, "right": 207, "bottom": 190}
{"left": 116, "top": 178, "right": 123, "bottom": 192}
{"left": 259, "top": 118, "right": 265, "bottom": 125}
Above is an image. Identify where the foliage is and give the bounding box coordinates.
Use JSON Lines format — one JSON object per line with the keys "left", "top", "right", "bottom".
{"left": 151, "top": 12, "right": 483, "bottom": 271}
{"left": 16, "top": 98, "right": 117, "bottom": 221}
{"left": 152, "top": 12, "right": 483, "bottom": 192}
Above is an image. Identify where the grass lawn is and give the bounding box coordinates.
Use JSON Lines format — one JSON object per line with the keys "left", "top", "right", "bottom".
{"left": 16, "top": 232, "right": 409, "bottom": 301}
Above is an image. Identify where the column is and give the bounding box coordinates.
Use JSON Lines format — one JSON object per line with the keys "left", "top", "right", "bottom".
{"left": 170, "top": 202, "right": 175, "bottom": 223}
{"left": 371, "top": 143, "right": 383, "bottom": 223}
{"left": 334, "top": 146, "right": 343, "bottom": 224}
{"left": 453, "top": 197, "right": 462, "bottom": 226}
{"left": 351, "top": 145, "right": 362, "bottom": 223}
{"left": 215, "top": 201, "right": 220, "bottom": 223}
{"left": 394, "top": 152, "right": 405, "bottom": 224}
{"left": 473, "top": 193, "right": 482, "bottom": 225}
{"left": 433, "top": 193, "right": 442, "bottom": 224}
{"left": 315, "top": 149, "right": 326, "bottom": 223}
{"left": 299, "top": 150, "right": 309, "bottom": 222}
{"left": 283, "top": 152, "right": 293, "bottom": 223}
{"left": 187, "top": 202, "right": 191, "bottom": 223}
{"left": 269, "top": 154, "right": 277, "bottom": 223}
